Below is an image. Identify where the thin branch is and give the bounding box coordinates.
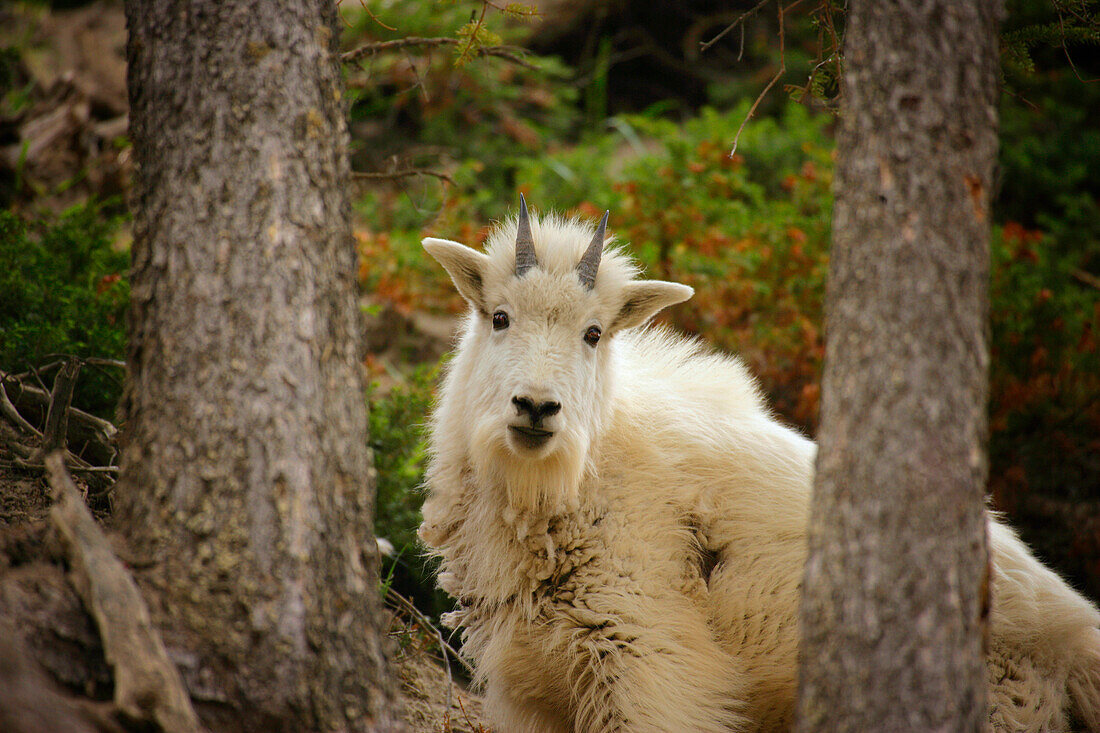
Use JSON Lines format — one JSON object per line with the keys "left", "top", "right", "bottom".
{"left": 1004, "top": 84, "right": 1041, "bottom": 112}
{"left": 403, "top": 49, "right": 430, "bottom": 102}
{"left": 457, "top": 44, "right": 547, "bottom": 72}
{"left": 343, "top": 36, "right": 457, "bottom": 63}
{"left": 0, "top": 371, "right": 118, "bottom": 443}
{"left": 0, "top": 382, "right": 42, "bottom": 438}
{"left": 1072, "top": 268, "right": 1100, "bottom": 291}
{"left": 6, "top": 360, "right": 65, "bottom": 382}
{"left": 353, "top": 168, "right": 454, "bottom": 185}
{"left": 341, "top": 36, "right": 544, "bottom": 72}
{"left": 84, "top": 357, "right": 126, "bottom": 369}
{"left": 730, "top": 1, "right": 796, "bottom": 156}
{"left": 357, "top": 0, "right": 397, "bottom": 31}
{"left": 28, "top": 362, "right": 50, "bottom": 394}
{"left": 385, "top": 587, "right": 474, "bottom": 676}
{"left": 1055, "top": 5, "right": 1100, "bottom": 83}
{"left": 460, "top": 3, "right": 490, "bottom": 68}
{"left": 14, "top": 442, "right": 95, "bottom": 473}
{"left": 699, "top": 0, "right": 774, "bottom": 54}
{"left": 457, "top": 694, "right": 488, "bottom": 733}
{"left": 18, "top": 463, "right": 119, "bottom": 474}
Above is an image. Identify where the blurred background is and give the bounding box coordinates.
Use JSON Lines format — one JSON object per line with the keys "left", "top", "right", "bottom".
{"left": 1, "top": 0, "right": 1097, "bottom": 624}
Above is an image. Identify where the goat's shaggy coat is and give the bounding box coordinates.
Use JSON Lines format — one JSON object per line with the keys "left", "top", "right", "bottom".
{"left": 420, "top": 209, "right": 1100, "bottom": 732}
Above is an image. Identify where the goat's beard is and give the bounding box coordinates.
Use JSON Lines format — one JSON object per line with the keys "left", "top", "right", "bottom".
{"left": 469, "top": 416, "right": 593, "bottom": 516}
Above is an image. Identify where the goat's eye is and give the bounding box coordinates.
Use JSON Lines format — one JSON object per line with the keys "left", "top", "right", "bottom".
{"left": 492, "top": 311, "right": 510, "bottom": 331}
{"left": 584, "top": 325, "right": 602, "bottom": 347}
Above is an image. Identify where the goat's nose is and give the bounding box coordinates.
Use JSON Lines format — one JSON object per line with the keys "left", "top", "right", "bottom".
{"left": 512, "top": 395, "right": 561, "bottom": 421}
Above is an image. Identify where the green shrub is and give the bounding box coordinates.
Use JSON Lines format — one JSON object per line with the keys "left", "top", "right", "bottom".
{"left": 369, "top": 363, "right": 436, "bottom": 555}
{"left": 0, "top": 203, "right": 128, "bottom": 418}
{"left": 368, "top": 362, "right": 453, "bottom": 616}
{"left": 342, "top": 0, "right": 577, "bottom": 227}
{"left": 989, "top": 221, "right": 1100, "bottom": 504}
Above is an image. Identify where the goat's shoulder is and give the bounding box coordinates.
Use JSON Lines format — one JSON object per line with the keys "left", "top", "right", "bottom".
{"left": 606, "top": 326, "right": 769, "bottom": 447}
{"left": 601, "top": 326, "right": 813, "bottom": 510}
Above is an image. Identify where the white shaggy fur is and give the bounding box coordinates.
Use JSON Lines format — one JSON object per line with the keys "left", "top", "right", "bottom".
{"left": 420, "top": 208, "right": 1100, "bottom": 732}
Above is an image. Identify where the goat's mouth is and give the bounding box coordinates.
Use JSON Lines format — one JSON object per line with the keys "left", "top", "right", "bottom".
{"left": 508, "top": 424, "right": 554, "bottom": 450}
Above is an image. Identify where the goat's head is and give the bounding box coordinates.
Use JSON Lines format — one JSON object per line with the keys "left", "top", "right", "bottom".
{"left": 424, "top": 196, "right": 693, "bottom": 509}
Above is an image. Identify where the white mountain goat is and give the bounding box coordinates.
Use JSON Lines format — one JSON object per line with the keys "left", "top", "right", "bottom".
{"left": 419, "top": 197, "right": 1100, "bottom": 732}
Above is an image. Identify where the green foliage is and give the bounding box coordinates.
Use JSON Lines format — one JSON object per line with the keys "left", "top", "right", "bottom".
{"left": 988, "top": 0, "right": 1100, "bottom": 537}
{"left": 1002, "top": 0, "right": 1100, "bottom": 80}
{"left": 342, "top": 1, "right": 577, "bottom": 227}
{"left": 369, "top": 363, "right": 437, "bottom": 556}
{"left": 367, "top": 362, "right": 454, "bottom": 616}
{"left": 998, "top": 67, "right": 1100, "bottom": 279}
{"left": 454, "top": 17, "right": 504, "bottom": 67}
{"left": 0, "top": 203, "right": 128, "bottom": 417}
{"left": 989, "top": 221, "right": 1100, "bottom": 504}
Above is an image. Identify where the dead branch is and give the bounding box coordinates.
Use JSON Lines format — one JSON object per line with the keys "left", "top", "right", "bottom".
{"left": 729, "top": 1, "right": 799, "bottom": 156}
{"left": 17, "top": 463, "right": 119, "bottom": 475}
{"left": 1073, "top": 268, "right": 1100, "bottom": 291}
{"left": 0, "top": 382, "right": 42, "bottom": 438}
{"left": 0, "top": 371, "right": 117, "bottom": 447}
{"left": 47, "top": 453, "right": 201, "bottom": 733}
{"left": 386, "top": 587, "right": 474, "bottom": 677}
{"left": 1055, "top": 4, "right": 1100, "bottom": 84}
{"left": 83, "top": 358, "right": 126, "bottom": 370}
{"left": 698, "top": 0, "right": 774, "bottom": 54}
{"left": 0, "top": 422, "right": 36, "bottom": 459}
{"left": 356, "top": 0, "right": 397, "bottom": 31}
{"left": 353, "top": 168, "right": 454, "bottom": 185}
{"left": 0, "top": 366, "right": 118, "bottom": 496}
{"left": 41, "top": 358, "right": 81, "bottom": 455}
{"left": 457, "top": 694, "right": 489, "bottom": 733}
{"left": 342, "top": 37, "right": 458, "bottom": 61}
{"left": 4, "top": 359, "right": 66, "bottom": 382}
{"left": 341, "top": 36, "right": 545, "bottom": 72}
{"left": 401, "top": 588, "right": 455, "bottom": 721}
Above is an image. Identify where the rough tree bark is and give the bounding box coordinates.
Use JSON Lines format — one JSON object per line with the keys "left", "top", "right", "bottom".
{"left": 797, "top": 2, "right": 1003, "bottom": 730}
{"left": 117, "top": 1, "right": 402, "bottom": 730}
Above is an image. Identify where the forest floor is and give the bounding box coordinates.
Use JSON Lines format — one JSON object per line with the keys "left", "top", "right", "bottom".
{"left": 0, "top": 435, "right": 487, "bottom": 732}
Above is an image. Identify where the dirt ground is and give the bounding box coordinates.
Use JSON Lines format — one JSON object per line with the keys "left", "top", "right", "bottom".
{"left": 0, "top": 463, "right": 488, "bottom": 732}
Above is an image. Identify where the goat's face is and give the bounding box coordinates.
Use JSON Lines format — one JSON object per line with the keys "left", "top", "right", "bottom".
{"left": 466, "top": 266, "right": 607, "bottom": 462}
{"left": 424, "top": 198, "right": 693, "bottom": 508}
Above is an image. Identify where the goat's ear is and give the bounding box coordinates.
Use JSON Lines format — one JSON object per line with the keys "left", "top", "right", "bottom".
{"left": 611, "top": 280, "right": 694, "bottom": 331}
{"left": 423, "top": 238, "right": 490, "bottom": 310}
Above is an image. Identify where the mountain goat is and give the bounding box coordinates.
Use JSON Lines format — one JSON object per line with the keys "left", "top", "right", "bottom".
{"left": 419, "top": 197, "right": 1100, "bottom": 732}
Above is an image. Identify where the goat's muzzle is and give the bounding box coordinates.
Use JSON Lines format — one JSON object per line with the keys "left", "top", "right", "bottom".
{"left": 508, "top": 395, "right": 560, "bottom": 450}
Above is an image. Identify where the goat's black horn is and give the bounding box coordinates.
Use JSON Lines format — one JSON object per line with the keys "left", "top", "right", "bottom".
{"left": 515, "top": 194, "right": 537, "bottom": 277}
{"left": 577, "top": 210, "right": 608, "bottom": 290}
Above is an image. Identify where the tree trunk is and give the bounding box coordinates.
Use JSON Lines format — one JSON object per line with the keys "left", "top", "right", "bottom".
{"left": 117, "top": 1, "right": 401, "bottom": 730}
{"left": 796, "top": 2, "right": 1002, "bottom": 730}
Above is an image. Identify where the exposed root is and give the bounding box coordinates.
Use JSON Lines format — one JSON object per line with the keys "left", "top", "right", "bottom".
{"left": 46, "top": 453, "right": 201, "bottom": 733}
